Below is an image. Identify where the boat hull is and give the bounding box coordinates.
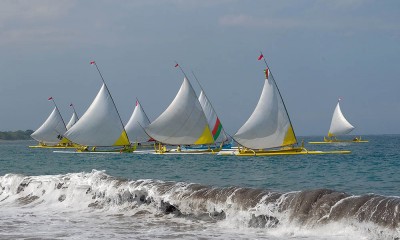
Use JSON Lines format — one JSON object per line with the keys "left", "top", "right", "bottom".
{"left": 309, "top": 140, "right": 368, "bottom": 144}
{"left": 218, "top": 147, "right": 351, "bottom": 156}
{"left": 29, "top": 145, "right": 80, "bottom": 149}
{"left": 309, "top": 137, "right": 368, "bottom": 144}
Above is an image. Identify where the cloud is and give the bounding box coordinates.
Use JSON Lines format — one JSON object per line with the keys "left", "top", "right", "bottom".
{"left": 0, "top": 0, "right": 75, "bottom": 22}
{"left": 219, "top": 13, "right": 400, "bottom": 34}
{"left": 219, "top": 14, "right": 301, "bottom": 29}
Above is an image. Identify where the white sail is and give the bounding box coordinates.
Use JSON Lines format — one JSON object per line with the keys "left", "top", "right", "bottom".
{"left": 31, "top": 107, "right": 67, "bottom": 145}
{"left": 328, "top": 101, "right": 355, "bottom": 137}
{"left": 66, "top": 112, "right": 78, "bottom": 130}
{"left": 125, "top": 100, "right": 151, "bottom": 143}
{"left": 198, "top": 90, "right": 228, "bottom": 143}
{"left": 145, "top": 78, "right": 214, "bottom": 145}
{"left": 64, "top": 83, "right": 129, "bottom": 146}
{"left": 234, "top": 68, "right": 297, "bottom": 149}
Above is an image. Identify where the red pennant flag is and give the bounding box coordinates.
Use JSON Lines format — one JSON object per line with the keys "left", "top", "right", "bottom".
{"left": 264, "top": 68, "right": 269, "bottom": 79}
{"left": 258, "top": 54, "right": 264, "bottom": 60}
{"left": 90, "top": 61, "right": 95, "bottom": 65}
{"left": 48, "top": 97, "right": 53, "bottom": 101}
{"left": 174, "top": 63, "right": 179, "bottom": 67}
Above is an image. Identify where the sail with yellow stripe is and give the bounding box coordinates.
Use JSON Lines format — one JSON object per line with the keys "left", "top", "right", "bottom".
{"left": 64, "top": 83, "right": 130, "bottom": 147}
{"left": 145, "top": 77, "right": 214, "bottom": 145}
{"left": 234, "top": 68, "right": 297, "bottom": 149}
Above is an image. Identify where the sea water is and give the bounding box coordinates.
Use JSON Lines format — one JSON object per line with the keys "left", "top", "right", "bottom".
{"left": 0, "top": 135, "right": 399, "bottom": 239}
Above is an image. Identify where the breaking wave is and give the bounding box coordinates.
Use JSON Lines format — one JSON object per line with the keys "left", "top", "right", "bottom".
{"left": 1, "top": 170, "right": 399, "bottom": 239}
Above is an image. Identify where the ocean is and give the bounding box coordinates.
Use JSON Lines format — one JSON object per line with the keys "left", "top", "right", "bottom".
{"left": 0, "top": 135, "right": 399, "bottom": 239}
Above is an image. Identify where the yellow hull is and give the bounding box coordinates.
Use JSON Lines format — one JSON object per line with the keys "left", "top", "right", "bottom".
{"left": 155, "top": 148, "right": 221, "bottom": 155}
{"left": 219, "top": 147, "right": 351, "bottom": 156}
{"left": 309, "top": 137, "right": 368, "bottom": 144}
{"left": 309, "top": 140, "right": 369, "bottom": 144}
{"left": 29, "top": 145, "right": 80, "bottom": 149}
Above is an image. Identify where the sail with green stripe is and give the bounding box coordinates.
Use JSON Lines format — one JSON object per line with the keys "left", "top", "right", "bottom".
{"left": 198, "top": 90, "right": 228, "bottom": 143}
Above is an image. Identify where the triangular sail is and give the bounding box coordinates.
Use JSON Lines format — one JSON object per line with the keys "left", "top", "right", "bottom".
{"left": 145, "top": 78, "right": 214, "bottom": 145}
{"left": 328, "top": 101, "right": 355, "bottom": 137}
{"left": 234, "top": 69, "right": 297, "bottom": 149}
{"left": 198, "top": 90, "right": 228, "bottom": 143}
{"left": 64, "top": 83, "right": 129, "bottom": 146}
{"left": 31, "top": 107, "right": 67, "bottom": 145}
{"left": 66, "top": 112, "right": 78, "bottom": 130}
{"left": 125, "top": 100, "right": 151, "bottom": 143}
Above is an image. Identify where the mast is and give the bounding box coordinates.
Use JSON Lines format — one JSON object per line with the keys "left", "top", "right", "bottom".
{"left": 192, "top": 71, "right": 227, "bottom": 142}
{"left": 90, "top": 61, "right": 131, "bottom": 145}
{"left": 258, "top": 51, "right": 298, "bottom": 145}
{"left": 70, "top": 103, "right": 79, "bottom": 120}
{"left": 48, "top": 97, "right": 67, "bottom": 129}
{"left": 135, "top": 98, "right": 151, "bottom": 125}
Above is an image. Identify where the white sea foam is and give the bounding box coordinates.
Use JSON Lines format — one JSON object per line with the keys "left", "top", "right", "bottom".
{"left": 0, "top": 170, "right": 398, "bottom": 239}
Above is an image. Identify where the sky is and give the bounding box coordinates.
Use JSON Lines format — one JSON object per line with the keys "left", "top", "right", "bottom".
{"left": 0, "top": 0, "right": 399, "bottom": 136}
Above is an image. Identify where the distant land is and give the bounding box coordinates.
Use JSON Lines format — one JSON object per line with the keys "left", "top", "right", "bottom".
{"left": 0, "top": 130, "right": 33, "bottom": 140}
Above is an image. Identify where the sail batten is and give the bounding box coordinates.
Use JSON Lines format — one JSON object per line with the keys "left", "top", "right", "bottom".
{"left": 31, "top": 107, "right": 67, "bottom": 145}
{"left": 145, "top": 78, "right": 214, "bottom": 145}
{"left": 328, "top": 101, "right": 355, "bottom": 137}
{"left": 234, "top": 68, "right": 297, "bottom": 149}
{"left": 64, "top": 84, "right": 130, "bottom": 147}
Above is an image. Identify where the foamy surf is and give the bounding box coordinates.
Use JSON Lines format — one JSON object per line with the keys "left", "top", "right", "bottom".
{"left": 0, "top": 170, "right": 398, "bottom": 239}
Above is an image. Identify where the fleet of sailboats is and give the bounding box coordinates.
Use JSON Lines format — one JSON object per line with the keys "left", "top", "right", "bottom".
{"left": 30, "top": 55, "right": 363, "bottom": 155}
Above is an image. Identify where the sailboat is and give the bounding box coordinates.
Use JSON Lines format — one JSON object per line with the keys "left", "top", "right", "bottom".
{"left": 309, "top": 99, "right": 368, "bottom": 144}
{"left": 62, "top": 61, "right": 134, "bottom": 152}
{"left": 145, "top": 75, "right": 216, "bottom": 154}
{"left": 125, "top": 99, "right": 152, "bottom": 146}
{"left": 182, "top": 72, "right": 231, "bottom": 150}
{"left": 65, "top": 103, "right": 79, "bottom": 130}
{"left": 30, "top": 97, "right": 72, "bottom": 148}
{"left": 220, "top": 53, "right": 350, "bottom": 156}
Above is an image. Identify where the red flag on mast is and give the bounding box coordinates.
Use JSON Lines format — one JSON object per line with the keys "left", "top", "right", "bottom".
{"left": 174, "top": 63, "right": 179, "bottom": 67}
{"left": 90, "top": 61, "right": 95, "bottom": 65}
{"left": 258, "top": 54, "right": 264, "bottom": 60}
{"left": 48, "top": 97, "right": 53, "bottom": 101}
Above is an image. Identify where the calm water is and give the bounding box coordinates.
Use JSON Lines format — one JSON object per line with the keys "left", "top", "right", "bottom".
{"left": 0, "top": 135, "right": 399, "bottom": 239}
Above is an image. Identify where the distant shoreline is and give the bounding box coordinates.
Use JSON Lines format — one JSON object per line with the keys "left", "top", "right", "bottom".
{"left": 0, "top": 130, "right": 34, "bottom": 140}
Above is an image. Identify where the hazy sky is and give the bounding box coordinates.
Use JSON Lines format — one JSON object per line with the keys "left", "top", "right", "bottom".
{"left": 0, "top": 0, "right": 399, "bottom": 136}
